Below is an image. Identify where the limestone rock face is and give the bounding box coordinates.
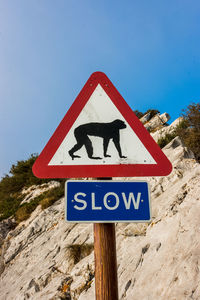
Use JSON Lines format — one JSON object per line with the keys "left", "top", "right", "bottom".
{"left": 0, "top": 116, "right": 200, "bottom": 300}
{"left": 139, "top": 112, "right": 152, "bottom": 124}
{"left": 144, "top": 113, "right": 170, "bottom": 132}
{"left": 21, "top": 181, "right": 61, "bottom": 204}
{"left": 151, "top": 117, "right": 184, "bottom": 142}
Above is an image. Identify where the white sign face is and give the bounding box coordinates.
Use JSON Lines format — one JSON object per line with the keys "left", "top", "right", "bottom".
{"left": 48, "top": 84, "right": 156, "bottom": 166}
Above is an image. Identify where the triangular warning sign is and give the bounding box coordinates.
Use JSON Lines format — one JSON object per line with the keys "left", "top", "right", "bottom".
{"left": 33, "top": 72, "right": 172, "bottom": 178}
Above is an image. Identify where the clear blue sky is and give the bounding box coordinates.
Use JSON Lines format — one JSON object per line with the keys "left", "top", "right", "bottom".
{"left": 0, "top": 0, "right": 200, "bottom": 178}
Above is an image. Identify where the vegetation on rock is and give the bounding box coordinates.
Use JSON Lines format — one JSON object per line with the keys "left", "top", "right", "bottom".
{"left": 14, "top": 184, "right": 64, "bottom": 223}
{"left": 157, "top": 103, "right": 200, "bottom": 162}
{"left": 177, "top": 103, "right": 200, "bottom": 162}
{"left": 134, "top": 109, "right": 160, "bottom": 119}
{"left": 0, "top": 154, "right": 64, "bottom": 222}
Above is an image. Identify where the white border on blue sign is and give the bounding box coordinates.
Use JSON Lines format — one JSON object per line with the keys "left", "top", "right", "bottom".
{"left": 65, "top": 180, "right": 152, "bottom": 223}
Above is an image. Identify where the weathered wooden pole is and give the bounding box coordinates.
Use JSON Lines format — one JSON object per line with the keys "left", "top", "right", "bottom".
{"left": 93, "top": 178, "right": 119, "bottom": 300}
{"left": 94, "top": 223, "right": 118, "bottom": 300}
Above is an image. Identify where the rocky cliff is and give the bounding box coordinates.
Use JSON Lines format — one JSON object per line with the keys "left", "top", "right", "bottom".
{"left": 0, "top": 113, "right": 200, "bottom": 300}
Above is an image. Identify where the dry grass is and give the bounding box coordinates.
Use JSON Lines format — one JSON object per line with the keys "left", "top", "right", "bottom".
{"left": 15, "top": 204, "right": 37, "bottom": 223}
{"left": 67, "top": 243, "right": 94, "bottom": 264}
{"left": 40, "top": 196, "right": 56, "bottom": 209}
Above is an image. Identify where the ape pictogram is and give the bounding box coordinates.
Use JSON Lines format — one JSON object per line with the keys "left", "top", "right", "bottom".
{"left": 68, "top": 119, "right": 127, "bottom": 160}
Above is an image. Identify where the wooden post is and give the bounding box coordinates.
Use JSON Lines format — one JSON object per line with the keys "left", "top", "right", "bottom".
{"left": 94, "top": 223, "right": 118, "bottom": 300}
{"left": 94, "top": 178, "right": 119, "bottom": 300}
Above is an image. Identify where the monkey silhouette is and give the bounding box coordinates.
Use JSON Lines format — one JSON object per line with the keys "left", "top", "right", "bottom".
{"left": 68, "top": 119, "right": 127, "bottom": 160}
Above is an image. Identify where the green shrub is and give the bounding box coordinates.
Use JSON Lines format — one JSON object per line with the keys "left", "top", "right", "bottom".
{"left": 157, "top": 119, "right": 189, "bottom": 149}
{"left": 144, "top": 109, "right": 160, "bottom": 119}
{"left": 157, "top": 103, "right": 200, "bottom": 161}
{"left": 176, "top": 103, "right": 200, "bottom": 162}
{"left": 134, "top": 110, "right": 144, "bottom": 118}
{"left": 157, "top": 132, "right": 177, "bottom": 148}
{"left": 7, "top": 154, "right": 51, "bottom": 191}
{"left": 0, "top": 154, "right": 65, "bottom": 221}
{"left": 0, "top": 195, "right": 22, "bottom": 221}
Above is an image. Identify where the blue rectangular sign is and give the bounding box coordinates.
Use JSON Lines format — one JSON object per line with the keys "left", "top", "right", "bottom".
{"left": 65, "top": 180, "right": 151, "bottom": 222}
